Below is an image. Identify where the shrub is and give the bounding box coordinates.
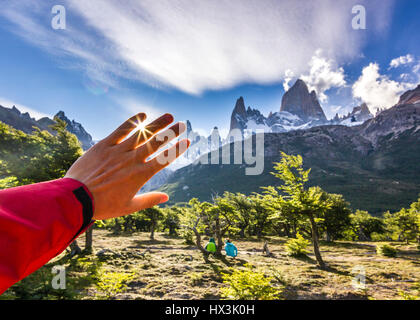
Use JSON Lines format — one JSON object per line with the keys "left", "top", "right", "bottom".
{"left": 398, "top": 283, "right": 420, "bottom": 300}
{"left": 376, "top": 244, "right": 397, "bottom": 257}
{"left": 180, "top": 228, "right": 195, "bottom": 245}
{"left": 2, "top": 255, "right": 103, "bottom": 300}
{"left": 269, "top": 268, "right": 287, "bottom": 285}
{"left": 189, "top": 272, "right": 205, "bottom": 286}
{"left": 95, "top": 271, "right": 136, "bottom": 299}
{"left": 285, "top": 233, "right": 310, "bottom": 257}
{"left": 371, "top": 232, "right": 389, "bottom": 242}
{"left": 220, "top": 264, "right": 281, "bottom": 300}
{"left": 2, "top": 264, "right": 77, "bottom": 300}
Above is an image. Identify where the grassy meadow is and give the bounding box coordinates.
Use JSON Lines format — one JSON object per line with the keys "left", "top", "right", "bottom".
{"left": 3, "top": 230, "right": 418, "bottom": 300}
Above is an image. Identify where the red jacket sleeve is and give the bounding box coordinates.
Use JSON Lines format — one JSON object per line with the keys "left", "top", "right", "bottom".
{"left": 0, "top": 178, "right": 94, "bottom": 294}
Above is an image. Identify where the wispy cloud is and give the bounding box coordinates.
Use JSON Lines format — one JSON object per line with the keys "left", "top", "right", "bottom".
{"left": 1, "top": 0, "right": 395, "bottom": 95}
{"left": 389, "top": 54, "right": 415, "bottom": 69}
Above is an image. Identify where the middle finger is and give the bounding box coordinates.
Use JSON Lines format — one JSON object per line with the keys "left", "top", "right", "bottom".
{"left": 119, "top": 113, "right": 174, "bottom": 151}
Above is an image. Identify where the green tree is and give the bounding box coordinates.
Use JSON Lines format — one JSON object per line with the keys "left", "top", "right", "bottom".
{"left": 263, "top": 187, "right": 304, "bottom": 238}
{"left": 208, "top": 196, "right": 238, "bottom": 255}
{"left": 266, "top": 152, "right": 331, "bottom": 269}
{"left": 162, "top": 207, "right": 182, "bottom": 236}
{"left": 249, "top": 194, "right": 273, "bottom": 238}
{"left": 408, "top": 196, "right": 419, "bottom": 244}
{"left": 182, "top": 197, "right": 238, "bottom": 256}
{"left": 319, "top": 191, "right": 352, "bottom": 241}
{"left": 414, "top": 199, "right": 420, "bottom": 244}
{"left": 349, "top": 210, "right": 385, "bottom": 241}
{"left": 181, "top": 198, "right": 213, "bottom": 254}
{"left": 226, "top": 192, "right": 253, "bottom": 238}
{"left": 140, "top": 206, "right": 164, "bottom": 240}
{"left": 1, "top": 120, "right": 86, "bottom": 254}
{"left": 384, "top": 207, "right": 419, "bottom": 244}
{"left": 0, "top": 118, "right": 82, "bottom": 185}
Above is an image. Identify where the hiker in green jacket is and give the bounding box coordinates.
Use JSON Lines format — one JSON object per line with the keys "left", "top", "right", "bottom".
{"left": 205, "top": 237, "right": 217, "bottom": 253}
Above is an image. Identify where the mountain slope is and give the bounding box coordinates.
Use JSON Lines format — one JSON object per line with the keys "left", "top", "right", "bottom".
{"left": 55, "top": 111, "right": 94, "bottom": 150}
{"left": 0, "top": 105, "right": 52, "bottom": 134}
{"left": 332, "top": 103, "right": 373, "bottom": 126}
{"left": 160, "top": 87, "right": 420, "bottom": 214}
{"left": 0, "top": 105, "right": 93, "bottom": 150}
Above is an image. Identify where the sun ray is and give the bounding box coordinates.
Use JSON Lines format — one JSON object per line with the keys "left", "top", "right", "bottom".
{"left": 125, "top": 115, "right": 155, "bottom": 148}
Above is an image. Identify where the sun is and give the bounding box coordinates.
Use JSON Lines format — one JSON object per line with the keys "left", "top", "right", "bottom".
{"left": 127, "top": 115, "right": 153, "bottom": 146}
{"left": 135, "top": 121, "right": 147, "bottom": 132}
{"left": 128, "top": 114, "right": 148, "bottom": 133}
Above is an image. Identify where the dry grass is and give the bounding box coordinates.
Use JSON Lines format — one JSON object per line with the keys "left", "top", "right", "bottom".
{"left": 69, "top": 230, "right": 420, "bottom": 300}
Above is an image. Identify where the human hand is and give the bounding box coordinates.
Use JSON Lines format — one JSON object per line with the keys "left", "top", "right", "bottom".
{"left": 65, "top": 113, "right": 189, "bottom": 220}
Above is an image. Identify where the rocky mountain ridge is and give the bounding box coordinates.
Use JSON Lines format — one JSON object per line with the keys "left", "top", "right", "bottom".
{"left": 160, "top": 84, "right": 420, "bottom": 214}
{"left": 229, "top": 79, "right": 374, "bottom": 135}
{"left": 55, "top": 111, "right": 94, "bottom": 150}
{"left": 331, "top": 103, "right": 373, "bottom": 126}
{"left": 280, "top": 79, "right": 327, "bottom": 122}
{"left": 0, "top": 105, "right": 94, "bottom": 150}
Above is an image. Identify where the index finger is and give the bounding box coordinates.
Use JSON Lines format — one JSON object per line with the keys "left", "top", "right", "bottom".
{"left": 104, "top": 113, "right": 147, "bottom": 145}
{"left": 120, "top": 113, "right": 174, "bottom": 150}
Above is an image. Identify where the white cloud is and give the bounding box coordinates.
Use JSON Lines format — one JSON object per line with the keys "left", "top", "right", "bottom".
{"left": 300, "top": 50, "right": 346, "bottom": 102}
{"left": 414, "top": 63, "right": 420, "bottom": 75}
{"left": 0, "top": 97, "right": 50, "bottom": 120}
{"left": 400, "top": 73, "right": 409, "bottom": 79}
{"left": 352, "top": 63, "right": 415, "bottom": 113}
{"left": 0, "top": 0, "right": 394, "bottom": 95}
{"left": 389, "top": 54, "right": 414, "bottom": 69}
{"left": 282, "top": 69, "right": 295, "bottom": 92}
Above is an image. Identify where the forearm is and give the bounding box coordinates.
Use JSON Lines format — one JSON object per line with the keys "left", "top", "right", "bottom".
{"left": 0, "top": 178, "right": 94, "bottom": 294}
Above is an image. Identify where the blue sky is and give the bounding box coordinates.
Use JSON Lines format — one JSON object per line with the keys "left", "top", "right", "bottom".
{"left": 0, "top": 0, "right": 419, "bottom": 140}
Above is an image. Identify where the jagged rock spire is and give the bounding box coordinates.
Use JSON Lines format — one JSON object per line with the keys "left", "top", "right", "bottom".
{"left": 280, "top": 79, "right": 327, "bottom": 121}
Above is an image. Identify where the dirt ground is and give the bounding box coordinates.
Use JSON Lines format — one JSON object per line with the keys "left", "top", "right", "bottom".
{"left": 62, "top": 229, "right": 420, "bottom": 300}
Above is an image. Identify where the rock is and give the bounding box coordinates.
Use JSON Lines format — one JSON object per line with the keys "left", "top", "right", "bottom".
{"left": 280, "top": 79, "right": 327, "bottom": 122}
{"left": 184, "top": 119, "right": 207, "bottom": 161}
{"left": 229, "top": 97, "right": 270, "bottom": 134}
{"left": 334, "top": 103, "right": 374, "bottom": 126}
{"left": 230, "top": 96, "right": 247, "bottom": 132}
{"left": 397, "top": 84, "right": 420, "bottom": 106}
{"left": 228, "top": 80, "right": 329, "bottom": 136}
{"left": 55, "top": 111, "right": 94, "bottom": 150}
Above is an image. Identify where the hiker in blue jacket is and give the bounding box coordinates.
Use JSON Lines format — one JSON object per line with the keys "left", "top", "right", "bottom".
{"left": 224, "top": 239, "right": 238, "bottom": 258}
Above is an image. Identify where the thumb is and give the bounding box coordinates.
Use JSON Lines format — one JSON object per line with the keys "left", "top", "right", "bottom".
{"left": 127, "top": 192, "right": 169, "bottom": 212}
